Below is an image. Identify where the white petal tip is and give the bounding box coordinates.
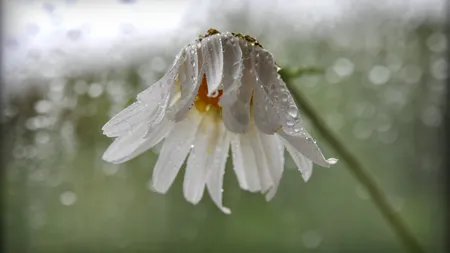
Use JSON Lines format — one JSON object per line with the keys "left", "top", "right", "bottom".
{"left": 265, "top": 186, "right": 278, "bottom": 202}
{"left": 326, "top": 158, "right": 339, "bottom": 165}
{"left": 265, "top": 195, "right": 275, "bottom": 202}
{"left": 102, "top": 153, "right": 117, "bottom": 164}
{"left": 150, "top": 182, "right": 169, "bottom": 194}
{"left": 301, "top": 172, "right": 312, "bottom": 182}
{"left": 221, "top": 207, "right": 232, "bottom": 215}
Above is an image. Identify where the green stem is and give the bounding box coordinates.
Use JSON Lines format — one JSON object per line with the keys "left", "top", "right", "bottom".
{"left": 279, "top": 69, "right": 425, "bottom": 253}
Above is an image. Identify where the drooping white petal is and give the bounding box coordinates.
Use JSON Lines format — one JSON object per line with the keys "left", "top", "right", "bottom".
{"left": 253, "top": 81, "right": 282, "bottom": 134}
{"left": 151, "top": 110, "right": 202, "bottom": 193}
{"left": 230, "top": 132, "right": 261, "bottom": 192}
{"left": 166, "top": 44, "right": 203, "bottom": 122}
{"left": 102, "top": 119, "right": 173, "bottom": 164}
{"left": 277, "top": 130, "right": 335, "bottom": 168}
{"left": 269, "top": 77, "right": 313, "bottom": 138}
{"left": 135, "top": 119, "right": 173, "bottom": 154}
{"left": 102, "top": 101, "right": 152, "bottom": 138}
{"left": 201, "top": 34, "right": 223, "bottom": 96}
{"left": 280, "top": 137, "right": 313, "bottom": 181}
{"left": 102, "top": 122, "right": 147, "bottom": 164}
{"left": 261, "top": 75, "right": 337, "bottom": 167}
{"left": 248, "top": 124, "right": 275, "bottom": 193}
{"left": 103, "top": 49, "right": 187, "bottom": 138}
{"left": 260, "top": 134, "right": 285, "bottom": 201}
{"left": 178, "top": 44, "right": 200, "bottom": 98}
{"left": 253, "top": 49, "right": 282, "bottom": 134}
{"left": 221, "top": 102, "right": 251, "bottom": 134}
{"left": 221, "top": 40, "right": 255, "bottom": 133}
{"left": 136, "top": 48, "right": 187, "bottom": 126}
{"left": 183, "top": 114, "right": 211, "bottom": 204}
{"left": 206, "top": 122, "right": 231, "bottom": 214}
{"left": 219, "top": 32, "right": 243, "bottom": 106}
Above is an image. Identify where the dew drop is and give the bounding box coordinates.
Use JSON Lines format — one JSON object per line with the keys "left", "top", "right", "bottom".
{"left": 287, "top": 105, "right": 298, "bottom": 118}
{"left": 281, "top": 93, "right": 289, "bottom": 103}
{"left": 209, "top": 90, "right": 219, "bottom": 98}
{"left": 327, "top": 158, "right": 338, "bottom": 164}
{"left": 286, "top": 120, "right": 295, "bottom": 127}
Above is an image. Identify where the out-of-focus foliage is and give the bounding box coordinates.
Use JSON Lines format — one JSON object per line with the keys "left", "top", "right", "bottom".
{"left": 2, "top": 0, "right": 447, "bottom": 252}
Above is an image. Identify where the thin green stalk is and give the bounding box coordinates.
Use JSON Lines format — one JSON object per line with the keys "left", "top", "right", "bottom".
{"left": 279, "top": 68, "right": 425, "bottom": 253}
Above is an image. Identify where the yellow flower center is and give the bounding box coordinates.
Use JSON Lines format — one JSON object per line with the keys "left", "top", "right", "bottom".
{"left": 194, "top": 75, "right": 223, "bottom": 112}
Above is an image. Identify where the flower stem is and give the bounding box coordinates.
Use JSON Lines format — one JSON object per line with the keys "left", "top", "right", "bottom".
{"left": 280, "top": 69, "right": 425, "bottom": 253}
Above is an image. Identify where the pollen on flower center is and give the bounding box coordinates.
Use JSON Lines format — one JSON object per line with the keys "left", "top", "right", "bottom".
{"left": 194, "top": 75, "right": 223, "bottom": 112}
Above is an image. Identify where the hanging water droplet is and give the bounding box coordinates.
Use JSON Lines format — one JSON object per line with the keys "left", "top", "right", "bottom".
{"left": 286, "top": 120, "right": 295, "bottom": 127}
{"left": 327, "top": 158, "right": 338, "bottom": 164}
{"left": 281, "top": 93, "right": 289, "bottom": 103}
{"left": 287, "top": 105, "right": 298, "bottom": 118}
{"left": 209, "top": 90, "right": 219, "bottom": 98}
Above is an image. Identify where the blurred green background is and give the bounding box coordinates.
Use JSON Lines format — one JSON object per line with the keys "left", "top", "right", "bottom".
{"left": 1, "top": 0, "right": 448, "bottom": 252}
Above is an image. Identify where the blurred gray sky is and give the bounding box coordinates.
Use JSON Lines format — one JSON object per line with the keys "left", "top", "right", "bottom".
{"left": 2, "top": 0, "right": 446, "bottom": 96}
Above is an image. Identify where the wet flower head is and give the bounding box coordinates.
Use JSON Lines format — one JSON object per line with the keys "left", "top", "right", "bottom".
{"left": 102, "top": 28, "right": 337, "bottom": 214}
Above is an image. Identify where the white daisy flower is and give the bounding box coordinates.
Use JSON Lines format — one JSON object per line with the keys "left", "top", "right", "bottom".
{"left": 102, "top": 29, "right": 337, "bottom": 214}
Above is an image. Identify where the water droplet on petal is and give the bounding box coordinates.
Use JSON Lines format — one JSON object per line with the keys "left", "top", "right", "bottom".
{"left": 287, "top": 105, "right": 298, "bottom": 118}
{"left": 209, "top": 90, "right": 219, "bottom": 98}
{"left": 327, "top": 158, "right": 338, "bottom": 164}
